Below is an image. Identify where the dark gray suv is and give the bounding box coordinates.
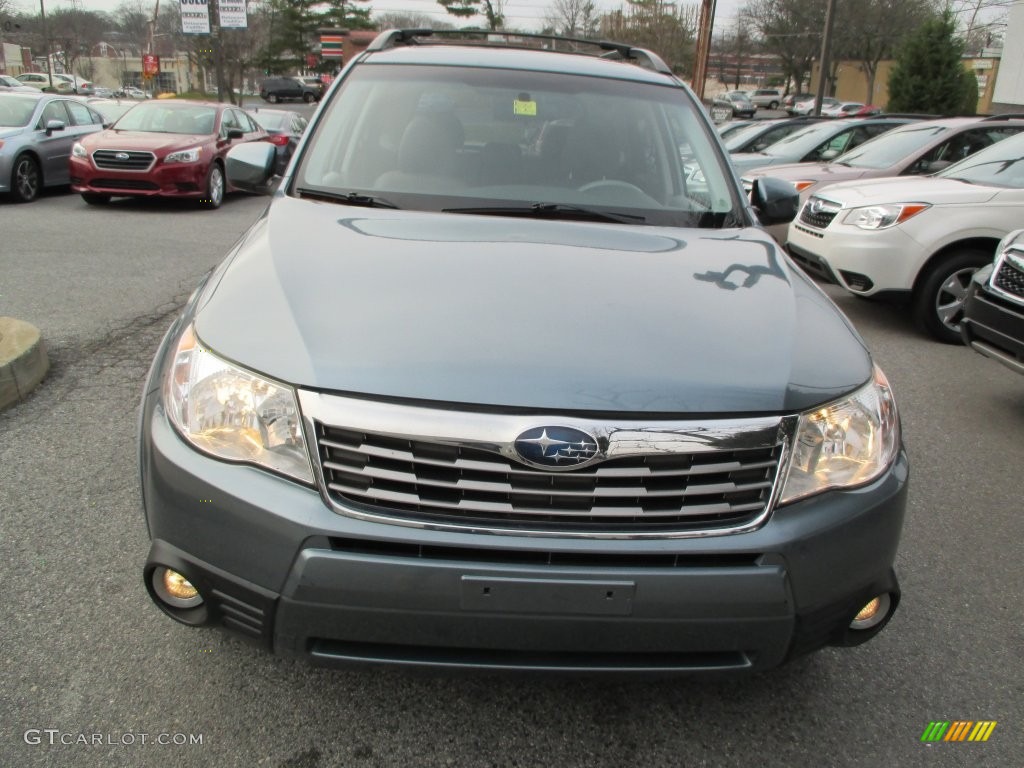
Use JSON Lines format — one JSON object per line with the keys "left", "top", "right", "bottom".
{"left": 139, "top": 30, "right": 908, "bottom": 674}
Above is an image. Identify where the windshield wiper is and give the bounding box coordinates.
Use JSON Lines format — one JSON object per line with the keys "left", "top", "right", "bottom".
{"left": 295, "top": 188, "right": 399, "bottom": 208}
{"left": 442, "top": 202, "right": 645, "bottom": 224}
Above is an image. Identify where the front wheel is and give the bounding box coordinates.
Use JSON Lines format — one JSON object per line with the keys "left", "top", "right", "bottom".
{"left": 267, "top": 93, "right": 279, "bottom": 104}
{"left": 303, "top": 92, "right": 315, "bottom": 103}
{"left": 199, "top": 163, "right": 224, "bottom": 210}
{"left": 10, "top": 154, "right": 41, "bottom": 203}
{"left": 769, "top": 100, "right": 779, "bottom": 110}
{"left": 912, "top": 248, "right": 991, "bottom": 343}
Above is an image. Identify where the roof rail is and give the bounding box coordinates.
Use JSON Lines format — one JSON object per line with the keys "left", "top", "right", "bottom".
{"left": 365, "top": 28, "right": 673, "bottom": 75}
{"left": 874, "top": 113, "right": 941, "bottom": 119}
{"left": 981, "top": 113, "right": 1024, "bottom": 121}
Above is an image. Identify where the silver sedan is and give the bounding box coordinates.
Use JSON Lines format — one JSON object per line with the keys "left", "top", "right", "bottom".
{"left": 0, "top": 92, "right": 105, "bottom": 202}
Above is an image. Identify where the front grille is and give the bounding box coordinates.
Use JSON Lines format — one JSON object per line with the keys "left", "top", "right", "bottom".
{"left": 992, "top": 248, "right": 1024, "bottom": 302}
{"left": 92, "top": 149, "right": 155, "bottom": 171}
{"left": 798, "top": 197, "right": 841, "bottom": 229}
{"left": 317, "top": 425, "right": 783, "bottom": 534}
{"left": 91, "top": 178, "right": 159, "bottom": 190}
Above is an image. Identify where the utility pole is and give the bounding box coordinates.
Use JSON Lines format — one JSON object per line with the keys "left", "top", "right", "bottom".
{"left": 813, "top": 0, "right": 837, "bottom": 116}
{"left": 691, "top": 0, "right": 717, "bottom": 100}
{"left": 38, "top": 0, "right": 53, "bottom": 89}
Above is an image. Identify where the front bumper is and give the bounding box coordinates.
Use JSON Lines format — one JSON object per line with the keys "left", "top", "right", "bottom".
{"left": 140, "top": 378, "right": 909, "bottom": 674}
{"left": 69, "top": 155, "right": 209, "bottom": 198}
{"left": 786, "top": 219, "right": 920, "bottom": 296}
{"left": 962, "top": 266, "right": 1024, "bottom": 374}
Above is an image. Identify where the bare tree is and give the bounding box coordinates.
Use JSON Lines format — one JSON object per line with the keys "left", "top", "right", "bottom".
{"left": 600, "top": 0, "right": 699, "bottom": 75}
{"left": 743, "top": 0, "right": 826, "bottom": 95}
{"left": 436, "top": 0, "right": 506, "bottom": 30}
{"left": 374, "top": 12, "right": 455, "bottom": 30}
{"left": 544, "top": 0, "right": 601, "bottom": 37}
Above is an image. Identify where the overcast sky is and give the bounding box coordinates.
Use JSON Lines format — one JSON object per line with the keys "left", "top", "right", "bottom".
{"left": 10, "top": 0, "right": 746, "bottom": 35}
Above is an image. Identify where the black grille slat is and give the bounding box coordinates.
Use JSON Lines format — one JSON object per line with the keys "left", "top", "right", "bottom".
{"left": 994, "top": 256, "right": 1024, "bottom": 298}
{"left": 798, "top": 197, "right": 841, "bottom": 230}
{"left": 91, "top": 178, "right": 159, "bottom": 190}
{"left": 92, "top": 149, "right": 155, "bottom": 171}
{"left": 318, "top": 424, "right": 782, "bottom": 532}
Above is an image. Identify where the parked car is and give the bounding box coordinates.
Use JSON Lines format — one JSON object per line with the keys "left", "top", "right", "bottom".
{"left": 0, "top": 92, "right": 106, "bottom": 202}
{"left": 789, "top": 96, "right": 840, "bottom": 116}
{"left": 137, "top": 29, "right": 908, "bottom": 675}
{"left": 722, "top": 116, "right": 827, "bottom": 154}
{"left": 69, "top": 100, "right": 267, "bottom": 209}
{"left": 962, "top": 229, "right": 1024, "bottom": 374}
{"left": 120, "top": 86, "right": 150, "bottom": 100}
{"left": 786, "top": 131, "right": 1024, "bottom": 342}
{"left": 742, "top": 116, "right": 1024, "bottom": 242}
{"left": 295, "top": 76, "right": 326, "bottom": 101}
{"left": 750, "top": 88, "right": 782, "bottom": 110}
{"left": 710, "top": 90, "right": 755, "bottom": 121}
{"left": 0, "top": 75, "right": 41, "bottom": 93}
{"left": 716, "top": 118, "right": 756, "bottom": 139}
{"left": 730, "top": 116, "right": 918, "bottom": 175}
{"left": 821, "top": 101, "right": 868, "bottom": 118}
{"left": 92, "top": 86, "right": 115, "bottom": 98}
{"left": 250, "top": 107, "right": 308, "bottom": 175}
{"left": 259, "top": 76, "right": 320, "bottom": 103}
{"left": 16, "top": 72, "right": 75, "bottom": 93}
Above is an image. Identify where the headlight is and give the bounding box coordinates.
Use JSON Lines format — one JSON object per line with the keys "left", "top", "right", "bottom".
{"left": 842, "top": 203, "right": 929, "bottom": 230}
{"left": 163, "top": 324, "right": 313, "bottom": 483}
{"left": 165, "top": 147, "right": 202, "bottom": 163}
{"left": 72, "top": 142, "right": 87, "bottom": 158}
{"left": 779, "top": 366, "right": 900, "bottom": 504}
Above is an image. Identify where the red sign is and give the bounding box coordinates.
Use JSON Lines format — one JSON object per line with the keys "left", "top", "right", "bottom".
{"left": 142, "top": 54, "right": 160, "bottom": 78}
{"left": 306, "top": 54, "right": 318, "bottom": 68}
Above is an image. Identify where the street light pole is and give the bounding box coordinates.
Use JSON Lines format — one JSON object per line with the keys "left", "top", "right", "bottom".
{"left": 813, "top": 0, "right": 837, "bottom": 117}
{"left": 38, "top": 0, "right": 53, "bottom": 89}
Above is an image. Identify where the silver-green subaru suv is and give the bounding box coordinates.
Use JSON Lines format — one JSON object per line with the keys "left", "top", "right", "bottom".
{"left": 139, "top": 30, "right": 908, "bottom": 673}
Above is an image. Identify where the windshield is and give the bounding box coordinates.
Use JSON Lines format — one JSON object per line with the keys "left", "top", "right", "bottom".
{"left": 0, "top": 96, "right": 37, "bottom": 127}
{"left": 295, "top": 63, "right": 740, "bottom": 228}
{"left": 90, "top": 101, "right": 136, "bottom": 122}
{"left": 939, "top": 132, "right": 1024, "bottom": 188}
{"left": 724, "top": 122, "right": 774, "bottom": 151}
{"left": 834, "top": 124, "right": 949, "bottom": 169}
{"left": 761, "top": 120, "right": 849, "bottom": 157}
{"left": 112, "top": 103, "right": 218, "bottom": 134}
{"left": 254, "top": 111, "right": 289, "bottom": 131}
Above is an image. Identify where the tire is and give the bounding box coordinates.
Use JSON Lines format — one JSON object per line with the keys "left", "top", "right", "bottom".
{"left": 303, "top": 92, "right": 315, "bottom": 104}
{"left": 10, "top": 154, "right": 41, "bottom": 203}
{"left": 81, "top": 192, "right": 111, "bottom": 206}
{"left": 912, "top": 248, "right": 991, "bottom": 344}
{"left": 268, "top": 93, "right": 279, "bottom": 104}
{"left": 769, "top": 100, "right": 779, "bottom": 110}
{"left": 199, "top": 163, "right": 224, "bottom": 210}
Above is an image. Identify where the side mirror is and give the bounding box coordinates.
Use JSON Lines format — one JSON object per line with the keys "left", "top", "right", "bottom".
{"left": 227, "top": 128, "right": 244, "bottom": 140}
{"left": 751, "top": 176, "right": 800, "bottom": 226}
{"left": 923, "top": 159, "right": 952, "bottom": 174}
{"left": 226, "top": 141, "right": 277, "bottom": 194}
{"left": 818, "top": 148, "right": 840, "bottom": 161}
{"left": 45, "top": 119, "right": 65, "bottom": 135}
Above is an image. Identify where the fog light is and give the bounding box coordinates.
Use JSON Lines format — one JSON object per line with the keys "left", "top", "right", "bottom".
{"left": 850, "top": 593, "right": 890, "bottom": 630}
{"left": 152, "top": 566, "right": 204, "bottom": 609}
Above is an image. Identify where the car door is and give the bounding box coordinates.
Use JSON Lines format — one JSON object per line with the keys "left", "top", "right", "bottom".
{"left": 33, "top": 100, "right": 75, "bottom": 184}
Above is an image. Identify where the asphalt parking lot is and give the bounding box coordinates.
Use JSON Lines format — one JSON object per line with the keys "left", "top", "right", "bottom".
{"left": 0, "top": 186, "right": 1021, "bottom": 767}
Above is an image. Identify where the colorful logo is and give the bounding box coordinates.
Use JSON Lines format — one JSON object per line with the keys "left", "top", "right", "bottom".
{"left": 921, "top": 721, "right": 997, "bottom": 742}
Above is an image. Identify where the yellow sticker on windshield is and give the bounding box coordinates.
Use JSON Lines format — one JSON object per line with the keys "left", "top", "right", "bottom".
{"left": 513, "top": 99, "right": 537, "bottom": 116}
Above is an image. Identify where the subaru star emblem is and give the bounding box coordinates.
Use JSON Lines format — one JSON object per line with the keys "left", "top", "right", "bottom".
{"left": 513, "top": 426, "right": 600, "bottom": 470}
{"left": 115, "top": 152, "right": 130, "bottom": 160}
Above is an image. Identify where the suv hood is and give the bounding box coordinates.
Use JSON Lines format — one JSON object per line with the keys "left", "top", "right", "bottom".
{"left": 0, "top": 126, "right": 26, "bottom": 140}
{"left": 731, "top": 153, "right": 786, "bottom": 173}
{"left": 743, "top": 161, "right": 868, "bottom": 185}
{"left": 810, "top": 176, "right": 1001, "bottom": 206}
{"left": 193, "top": 197, "right": 871, "bottom": 414}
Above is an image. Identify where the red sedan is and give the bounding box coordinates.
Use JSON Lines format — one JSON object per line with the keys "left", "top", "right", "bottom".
{"left": 69, "top": 100, "right": 268, "bottom": 209}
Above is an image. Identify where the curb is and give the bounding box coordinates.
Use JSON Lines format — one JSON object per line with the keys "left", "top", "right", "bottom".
{"left": 0, "top": 317, "right": 49, "bottom": 413}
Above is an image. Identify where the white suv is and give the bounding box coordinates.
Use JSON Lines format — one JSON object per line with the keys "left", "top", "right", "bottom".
{"left": 786, "top": 131, "right": 1024, "bottom": 342}
{"left": 750, "top": 89, "right": 782, "bottom": 109}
